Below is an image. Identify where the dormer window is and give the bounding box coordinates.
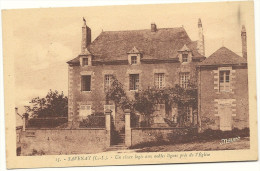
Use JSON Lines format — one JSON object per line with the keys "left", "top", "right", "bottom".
{"left": 127, "top": 47, "right": 141, "bottom": 65}
{"left": 82, "top": 58, "right": 88, "bottom": 66}
{"left": 182, "top": 54, "right": 188, "bottom": 63}
{"left": 131, "top": 56, "right": 137, "bottom": 64}
{"left": 178, "top": 44, "right": 192, "bottom": 63}
{"left": 80, "top": 48, "right": 92, "bottom": 66}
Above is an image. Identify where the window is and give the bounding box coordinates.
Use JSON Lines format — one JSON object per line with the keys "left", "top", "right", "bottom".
{"left": 79, "top": 105, "right": 91, "bottom": 120}
{"left": 82, "top": 58, "right": 88, "bottom": 66}
{"left": 154, "top": 73, "right": 165, "bottom": 88}
{"left": 131, "top": 56, "right": 137, "bottom": 64}
{"left": 180, "top": 72, "right": 190, "bottom": 88}
{"left": 178, "top": 106, "right": 192, "bottom": 123}
{"left": 154, "top": 104, "right": 166, "bottom": 116}
{"left": 81, "top": 75, "right": 91, "bottom": 91}
{"left": 104, "top": 75, "right": 113, "bottom": 90}
{"left": 182, "top": 54, "right": 188, "bottom": 62}
{"left": 219, "top": 70, "right": 230, "bottom": 92}
{"left": 129, "top": 74, "right": 139, "bottom": 90}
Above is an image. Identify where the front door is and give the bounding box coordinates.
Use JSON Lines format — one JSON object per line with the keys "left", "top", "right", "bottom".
{"left": 219, "top": 103, "right": 232, "bottom": 131}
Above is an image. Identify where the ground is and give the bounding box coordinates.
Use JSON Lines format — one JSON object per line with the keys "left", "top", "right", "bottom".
{"left": 134, "top": 137, "right": 250, "bottom": 152}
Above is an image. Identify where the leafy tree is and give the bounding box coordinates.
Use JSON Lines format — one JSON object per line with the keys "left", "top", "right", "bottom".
{"left": 105, "top": 77, "right": 198, "bottom": 127}
{"left": 134, "top": 84, "right": 197, "bottom": 126}
{"left": 105, "top": 76, "right": 132, "bottom": 110}
{"left": 24, "top": 90, "right": 68, "bottom": 118}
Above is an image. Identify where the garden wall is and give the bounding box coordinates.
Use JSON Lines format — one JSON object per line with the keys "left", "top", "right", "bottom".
{"left": 20, "top": 128, "right": 109, "bottom": 155}
{"left": 131, "top": 127, "right": 197, "bottom": 146}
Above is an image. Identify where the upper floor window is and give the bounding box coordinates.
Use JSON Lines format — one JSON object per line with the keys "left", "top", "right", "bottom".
{"left": 131, "top": 56, "right": 137, "bottom": 65}
{"left": 82, "top": 75, "right": 91, "bottom": 91}
{"left": 129, "top": 74, "right": 139, "bottom": 91}
{"left": 182, "top": 54, "right": 188, "bottom": 63}
{"left": 82, "top": 58, "right": 88, "bottom": 66}
{"left": 154, "top": 73, "right": 165, "bottom": 88}
{"left": 219, "top": 70, "right": 230, "bottom": 92}
{"left": 104, "top": 74, "right": 113, "bottom": 90}
{"left": 180, "top": 72, "right": 190, "bottom": 88}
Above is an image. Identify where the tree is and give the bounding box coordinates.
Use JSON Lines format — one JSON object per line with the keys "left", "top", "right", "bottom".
{"left": 134, "top": 84, "right": 198, "bottom": 126}
{"left": 24, "top": 90, "right": 68, "bottom": 118}
{"left": 105, "top": 77, "right": 198, "bottom": 127}
{"left": 105, "top": 76, "right": 132, "bottom": 110}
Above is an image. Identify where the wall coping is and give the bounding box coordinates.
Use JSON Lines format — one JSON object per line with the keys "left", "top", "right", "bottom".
{"left": 25, "top": 128, "right": 106, "bottom": 130}
{"left": 131, "top": 127, "right": 197, "bottom": 130}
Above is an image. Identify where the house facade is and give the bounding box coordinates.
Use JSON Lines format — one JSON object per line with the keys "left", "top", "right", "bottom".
{"left": 67, "top": 18, "right": 249, "bottom": 132}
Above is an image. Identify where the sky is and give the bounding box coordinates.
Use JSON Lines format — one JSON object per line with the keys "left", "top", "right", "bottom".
{"left": 2, "top": 1, "right": 254, "bottom": 114}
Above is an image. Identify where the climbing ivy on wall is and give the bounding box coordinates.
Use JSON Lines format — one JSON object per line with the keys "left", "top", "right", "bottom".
{"left": 105, "top": 76, "right": 198, "bottom": 118}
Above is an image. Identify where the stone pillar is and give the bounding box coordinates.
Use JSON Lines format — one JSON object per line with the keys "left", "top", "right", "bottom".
{"left": 22, "top": 113, "right": 29, "bottom": 131}
{"left": 105, "top": 109, "right": 112, "bottom": 147}
{"left": 124, "top": 109, "right": 131, "bottom": 147}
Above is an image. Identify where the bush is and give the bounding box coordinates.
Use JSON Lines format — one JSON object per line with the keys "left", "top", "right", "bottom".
{"left": 27, "top": 117, "right": 68, "bottom": 128}
{"left": 79, "top": 112, "right": 105, "bottom": 128}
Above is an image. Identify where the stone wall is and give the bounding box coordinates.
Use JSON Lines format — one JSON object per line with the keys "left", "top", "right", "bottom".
{"left": 131, "top": 127, "right": 196, "bottom": 146}
{"left": 20, "top": 128, "right": 109, "bottom": 155}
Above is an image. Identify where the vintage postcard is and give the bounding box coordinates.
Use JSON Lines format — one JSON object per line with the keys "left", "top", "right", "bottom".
{"left": 2, "top": 1, "right": 258, "bottom": 169}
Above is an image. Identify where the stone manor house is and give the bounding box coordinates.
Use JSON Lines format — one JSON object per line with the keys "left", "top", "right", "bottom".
{"left": 67, "top": 18, "right": 248, "bottom": 133}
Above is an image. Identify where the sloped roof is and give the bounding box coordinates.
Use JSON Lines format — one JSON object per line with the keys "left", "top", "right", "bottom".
{"left": 199, "top": 47, "right": 247, "bottom": 66}
{"left": 68, "top": 27, "right": 204, "bottom": 64}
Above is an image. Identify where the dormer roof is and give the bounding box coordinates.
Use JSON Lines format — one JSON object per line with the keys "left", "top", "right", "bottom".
{"left": 80, "top": 48, "right": 92, "bottom": 56}
{"left": 127, "top": 46, "right": 141, "bottom": 54}
{"left": 178, "top": 44, "right": 191, "bottom": 52}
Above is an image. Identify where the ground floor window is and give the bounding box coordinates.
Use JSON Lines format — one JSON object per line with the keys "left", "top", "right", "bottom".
{"left": 79, "top": 105, "right": 91, "bottom": 120}
{"left": 178, "top": 106, "right": 193, "bottom": 125}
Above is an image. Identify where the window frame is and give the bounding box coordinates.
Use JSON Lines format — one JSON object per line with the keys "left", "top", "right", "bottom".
{"left": 154, "top": 73, "right": 165, "bottom": 88}
{"left": 219, "top": 70, "right": 230, "bottom": 92}
{"left": 79, "top": 105, "right": 92, "bottom": 120}
{"left": 129, "top": 74, "right": 139, "bottom": 91}
{"left": 82, "top": 57, "right": 88, "bottom": 66}
{"left": 179, "top": 72, "right": 190, "bottom": 88}
{"left": 81, "top": 75, "right": 91, "bottom": 92}
{"left": 131, "top": 56, "right": 137, "bottom": 65}
{"left": 104, "top": 74, "right": 113, "bottom": 91}
{"left": 182, "top": 53, "right": 188, "bottom": 63}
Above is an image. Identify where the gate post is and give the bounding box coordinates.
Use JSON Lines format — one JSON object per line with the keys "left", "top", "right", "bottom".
{"left": 105, "top": 109, "right": 112, "bottom": 147}
{"left": 22, "top": 113, "right": 29, "bottom": 131}
{"left": 124, "top": 109, "right": 131, "bottom": 147}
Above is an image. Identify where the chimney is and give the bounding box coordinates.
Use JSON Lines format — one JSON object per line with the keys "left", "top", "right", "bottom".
{"left": 15, "top": 107, "right": 18, "bottom": 114}
{"left": 81, "top": 17, "right": 91, "bottom": 53}
{"left": 241, "top": 25, "right": 247, "bottom": 60}
{"left": 197, "top": 18, "right": 205, "bottom": 56}
{"left": 151, "top": 23, "right": 157, "bottom": 32}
